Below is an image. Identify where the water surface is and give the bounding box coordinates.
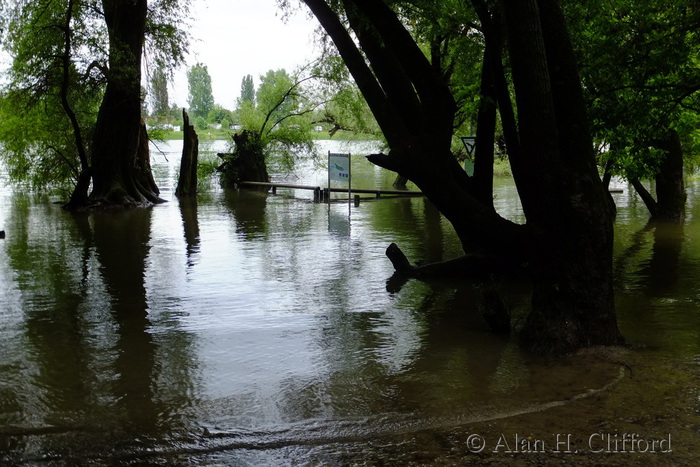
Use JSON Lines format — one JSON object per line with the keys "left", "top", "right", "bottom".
{"left": 1, "top": 141, "right": 698, "bottom": 464}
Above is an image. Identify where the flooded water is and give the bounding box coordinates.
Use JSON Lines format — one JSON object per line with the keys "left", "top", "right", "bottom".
{"left": 1, "top": 140, "right": 698, "bottom": 465}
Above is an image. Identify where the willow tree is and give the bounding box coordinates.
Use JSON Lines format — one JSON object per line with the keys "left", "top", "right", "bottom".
{"left": 0, "top": 0, "right": 190, "bottom": 208}
{"left": 221, "top": 66, "right": 325, "bottom": 186}
{"left": 301, "top": 0, "right": 623, "bottom": 354}
{"left": 0, "top": 0, "right": 103, "bottom": 192}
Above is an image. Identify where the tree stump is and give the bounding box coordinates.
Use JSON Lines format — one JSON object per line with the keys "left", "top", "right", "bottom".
{"left": 218, "top": 130, "right": 269, "bottom": 188}
{"left": 176, "top": 109, "right": 199, "bottom": 197}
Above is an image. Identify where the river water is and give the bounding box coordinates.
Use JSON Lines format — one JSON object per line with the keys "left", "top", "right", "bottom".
{"left": 1, "top": 140, "right": 698, "bottom": 465}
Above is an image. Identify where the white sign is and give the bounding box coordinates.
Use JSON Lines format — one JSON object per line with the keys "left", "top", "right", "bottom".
{"left": 329, "top": 153, "right": 351, "bottom": 182}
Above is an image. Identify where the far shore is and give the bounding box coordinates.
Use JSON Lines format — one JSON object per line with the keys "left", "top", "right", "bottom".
{"left": 151, "top": 128, "right": 379, "bottom": 142}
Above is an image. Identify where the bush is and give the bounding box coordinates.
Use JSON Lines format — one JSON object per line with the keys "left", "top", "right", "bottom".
{"left": 194, "top": 115, "right": 207, "bottom": 131}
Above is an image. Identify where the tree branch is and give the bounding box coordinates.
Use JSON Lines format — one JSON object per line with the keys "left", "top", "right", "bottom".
{"left": 302, "top": 0, "right": 406, "bottom": 141}
{"left": 259, "top": 74, "right": 317, "bottom": 136}
{"left": 630, "top": 178, "right": 658, "bottom": 217}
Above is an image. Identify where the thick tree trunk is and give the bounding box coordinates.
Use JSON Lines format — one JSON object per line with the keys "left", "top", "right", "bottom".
{"left": 471, "top": 47, "right": 497, "bottom": 209}
{"left": 471, "top": 0, "right": 508, "bottom": 209}
{"left": 503, "top": 0, "right": 622, "bottom": 353}
{"left": 176, "top": 110, "right": 199, "bottom": 197}
{"left": 306, "top": 0, "right": 623, "bottom": 354}
{"left": 87, "top": 0, "right": 162, "bottom": 208}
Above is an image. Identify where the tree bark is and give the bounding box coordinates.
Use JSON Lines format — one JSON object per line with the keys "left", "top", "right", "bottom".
{"left": 386, "top": 242, "right": 520, "bottom": 280}
{"left": 653, "top": 129, "right": 686, "bottom": 222}
{"left": 176, "top": 109, "right": 199, "bottom": 197}
{"left": 87, "top": 0, "right": 162, "bottom": 208}
{"left": 471, "top": 0, "right": 508, "bottom": 209}
{"left": 630, "top": 129, "right": 686, "bottom": 222}
{"left": 503, "top": 0, "right": 622, "bottom": 353}
{"left": 218, "top": 130, "right": 269, "bottom": 188}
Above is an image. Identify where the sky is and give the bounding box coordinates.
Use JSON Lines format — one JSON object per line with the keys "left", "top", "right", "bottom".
{"left": 170, "top": 0, "right": 319, "bottom": 110}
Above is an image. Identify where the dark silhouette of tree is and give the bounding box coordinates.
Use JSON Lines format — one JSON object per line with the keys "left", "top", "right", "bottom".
{"left": 302, "top": 0, "right": 623, "bottom": 354}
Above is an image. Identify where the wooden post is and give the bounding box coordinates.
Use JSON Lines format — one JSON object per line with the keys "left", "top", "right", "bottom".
{"left": 314, "top": 187, "right": 321, "bottom": 203}
{"left": 175, "top": 109, "right": 199, "bottom": 197}
{"left": 354, "top": 195, "right": 360, "bottom": 207}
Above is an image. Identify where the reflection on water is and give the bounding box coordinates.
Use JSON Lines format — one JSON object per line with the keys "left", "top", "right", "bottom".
{"left": 1, "top": 142, "right": 699, "bottom": 463}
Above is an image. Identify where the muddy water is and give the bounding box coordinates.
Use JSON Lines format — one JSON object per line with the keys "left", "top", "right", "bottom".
{"left": 0, "top": 141, "right": 698, "bottom": 465}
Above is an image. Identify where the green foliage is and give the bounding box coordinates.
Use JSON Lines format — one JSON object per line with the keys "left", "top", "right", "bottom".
{"left": 0, "top": 0, "right": 191, "bottom": 190}
{"left": 197, "top": 154, "right": 220, "bottom": 180}
{"left": 238, "top": 74, "right": 256, "bottom": 107}
{"left": 0, "top": 0, "right": 104, "bottom": 190}
{"left": 320, "top": 84, "right": 382, "bottom": 138}
{"left": 0, "top": 89, "right": 98, "bottom": 191}
{"left": 187, "top": 63, "right": 214, "bottom": 119}
{"left": 207, "top": 104, "right": 232, "bottom": 124}
{"left": 234, "top": 67, "right": 322, "bottom": 173}
{"left": 150, "top": 67, "right": 170, "bottom": 116}
{"left": 301, "top": 52, "right": 384, "bottom": 139}
{"left": 146, "top": 0, "right": 192, "bottom": 67}
{"left": 566, "top": 0, "right": 700, "bottom": 179}
{"left": 194, "top": 115, "right": 208, "bottom": 131}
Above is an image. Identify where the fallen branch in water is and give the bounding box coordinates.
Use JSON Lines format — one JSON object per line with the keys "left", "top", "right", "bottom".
{"left": 385, "top": 242, "right": 520, "bottom": 280}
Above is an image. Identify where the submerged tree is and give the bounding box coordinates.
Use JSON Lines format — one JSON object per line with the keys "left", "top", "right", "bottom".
{"left": 301, "top": 0, "right": 623, "bottom": 354}
{"left": 0, "top": 0, "right": 103, "bottom": 193}
{"left": 85, "top": 0, "right": 158, "bottom": 207}
{"left": 567, "top": 0, "right": 700, "bottom": 221}
{"left": 0, "top": 0, "right": 191, "bottom": 208}
{"left": 220, "top": 66, "right": 326, "bottom": 186}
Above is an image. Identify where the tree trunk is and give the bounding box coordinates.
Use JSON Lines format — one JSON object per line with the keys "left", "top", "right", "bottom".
{"left": 629, "top": 129, "right": 686, "bottom": 222}
{"left": 176, "top": 109, "right": 199, "bottom": 197}
{"left": 471, "top": 0, "right": 508, "bottom": 210}
{"left": 218, "top": 130, "right": 269, "bottom": 188}
{"left": 503, "top": 0, "right": 622, "bottom": 353}
{"left": 653, "top": 129, "right": 686, "bottom": 222}
{"left": 87, "top": 0, "right": 162, "bottom": 208}
{"left": 305, "top": 0, "right": 624, "bottom": 354}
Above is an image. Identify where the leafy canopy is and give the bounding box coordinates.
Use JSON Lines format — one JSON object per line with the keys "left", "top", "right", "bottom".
{"left": 566, "top": 0, "right": 700, "bottom": 179}
{"left": 0, "top": 0, "right": 191, "bottom": 190}
{"left": 234, "top": 66, "right": 331, "bottom": 172}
